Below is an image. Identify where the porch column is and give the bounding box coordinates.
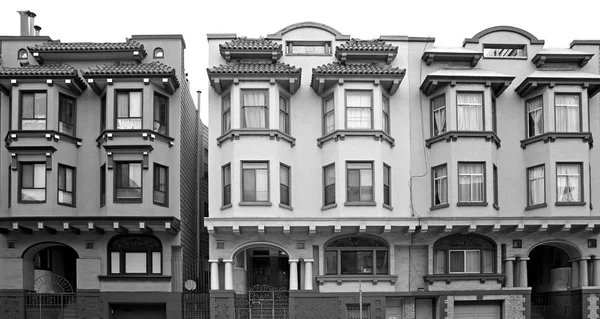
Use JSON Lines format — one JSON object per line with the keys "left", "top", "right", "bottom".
{"left": 224, "top": 259, "right": 233, "bottom": 290}
{"left": 519, "top": 257, "right": 529, "bottom": 288}
{"left": 289, "top": 259, "right": 298, "bottom": 290}
{"left": 580, "top": 257, "right": 590, "bottom": 287}
{"left": 210, "top": 260, "right": 220, "bottom": 290}
{"left": 304, "top": 259, "right": 314, "bottom": 290}
{"left": 570, "top": 259, "right": 580, "bottom": 288}
{"left": 594, "top": 257, "right": 600, "bottom": 286}
{"left": 504, "top": 257, "right": 515, "bottom": 288}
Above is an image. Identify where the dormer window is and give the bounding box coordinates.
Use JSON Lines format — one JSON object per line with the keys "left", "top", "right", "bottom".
{"left": 18, "top": 49, "right": 28, "bottom": 60}
{"left": 153, "top": 48, "right": 164, "bottom": 59}
{"left": 483, "top": 44, "right": 526, "bottom": 58}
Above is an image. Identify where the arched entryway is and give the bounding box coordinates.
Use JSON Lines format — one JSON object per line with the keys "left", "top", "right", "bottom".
{"left": 229, "top": 243, "right": 294, "bottom": 293}
{"left": 527, "top": 241, "right": 582, "bottom": 319}
{"left": 22, "top": 242, "right": 79, "bottom": 319}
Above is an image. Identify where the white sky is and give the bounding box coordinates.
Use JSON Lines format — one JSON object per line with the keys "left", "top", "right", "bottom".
{"left": 2, "top": 0, "right": 600, "bottom": 124}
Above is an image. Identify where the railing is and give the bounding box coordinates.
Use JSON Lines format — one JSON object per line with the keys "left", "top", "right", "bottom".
{"left": 235, "top": 285, "right": 289, "bottom": 319}
{"left": 25, "top": 293, "right": 77, "bottom": 319}
{"left": 183, "top": 292, "right": 210, "bottom": 319}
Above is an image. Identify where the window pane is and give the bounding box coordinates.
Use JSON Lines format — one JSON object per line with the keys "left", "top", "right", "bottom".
{"left": 280, "top": 165, "right": 289, "bottom": 186}
{"left": 347, "top": 170, "right": 360, "bottom": 202}
{"left": 243, "top": 106, "right": 266, "bottom": 128}
{"left": 341, "top": 251, "right": 358, "bottom": 274}
{"left": 557, "top": 164, "right": 581, "bottom": 202}
{"left": 465, "top": 250, "right": 480, "bottom": 273}
{"left": 376, "top": 251, "right": 388, "bottom": 274}
{"left": 356, "top": 251, "right": 373, "bottom": 274}
{"left": 125, "top": 252, "right": 147, "bottom": 273}
{"left": 325, "top": 165, "right": 335, "bottom": 185}
{"left": 35, "top": 93, "right": 47, "bottom": 118}
{"left": 111, "top": 252, "right": 120, "bottom": 274}
{"left": 325, "top": 251, "right": 337, "bottom": 275}
{"left": 33, "top": 164, "right": 46, "bottom": 188}
{"left": 243, "top": 91, "right": 266, "bottom": 106}
{"left": 22, "top": 164, "right": 34, "bottom": 188}
{"left": 527, "top": 98, "right": 543, "bottom": 137}
{"left": 129, "top": 163, "right": 142, "bottom": 187}
{"left": 22, "top": 189, "right": 45, "bottom": 201}
{"left": 243, "top": 169, "right": 256, "bottom": 201}
{"left": 117, "top": 93, "right": 129, "bottom": 117}
{"left": 152, "top": 252, "right": 161, "bottom": 274}
{"left": 434, "top": 250, "right": 446, "bottom": 274}
{"left": 483, "top": 250, "right": 494, "bottom": 273}
{"left": 255, "top": 169, "right": 268, "bottom": 201}
{"left": 457, "top": 93, "right": 483, "bottom": 131}
{"left": 22, "top": 94, "right": 34, "bottom": 118}
{"left": 529, "top": 166, "right": 545, "bottom": 205}
{"left": 360, "top": 169, "right": 373, "bottom": 201}
{"left": 129, "top": 92, "right": 142, "bottom": 117}
{"left": 449, "top": 251, "right": 465, "bottom": 273}
{"left": 243, "top": 162, "right": 268, "bottom": 169}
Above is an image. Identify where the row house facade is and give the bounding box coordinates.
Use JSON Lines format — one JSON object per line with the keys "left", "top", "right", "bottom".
{"left": 0, "top": 11, "right": 208, "bottom": 319}
{"left": 206, "top": 22, "right": 600, "bottom": 319}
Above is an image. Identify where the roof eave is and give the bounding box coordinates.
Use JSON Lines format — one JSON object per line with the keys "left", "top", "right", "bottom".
{"left": 531, "top": 53, "right": 594, "bottom": 68}
{"left": 420, "top": 75, "right": 515, "bottom": 96}
{"left": 421, "top": 52, "right": 483, "bottom": 67}
{"left": 311, "top": 71, "right": 405, "bottom": 95}
{"left": 516, "top": 77, "right": 600, "bottom": 97}
{"left": 207, "top": 72, "right": 302, "bottom": 95}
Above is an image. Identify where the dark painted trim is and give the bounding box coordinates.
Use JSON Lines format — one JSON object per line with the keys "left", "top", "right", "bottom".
{"left": 317, "top": 129, "right": 395, "bottom": 147}
{"left": 217, "top": 129, "right": 295, "bottom": 147}
{"left": 425, "top": 131, "right": 501, "bottom": 148}
{"left": 520, "top": 132, "right": 593, "bottom": 149}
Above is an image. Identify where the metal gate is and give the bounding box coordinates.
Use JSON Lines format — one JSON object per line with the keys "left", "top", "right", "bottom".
{"left": 235, "top": 285, "right": 289, "bottom": 319}
{"left": 531, "top": 293, "right": 581, "bottom": 319}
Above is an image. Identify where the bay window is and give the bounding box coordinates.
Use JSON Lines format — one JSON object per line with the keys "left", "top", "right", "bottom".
{"left": 457, "top": 92, "right": 483, "bottom": 131}
{"left": 557, "top": 163, "right": 582, "bottom": 203}
{"left": 323, "top": 95, "right": 335, "bottom": 135}
{"left": 116, "top": 91, "right": 142, "bottom": 130}
{"left": 115, "top": 162, "right": 142, "bottom": 202}
{"left": 108, "top": 235, "right": 162, "bottom": 275}
{"left": 242, "top": 162, "right": 269, "bottom": 202}
{"left": 20, "top": 92, "right": 47, "bottom": 130}
{"left": 555, "top": 94, "right": 580, "bottom": 132}
{"left": 526, "top": 96, "right": 543, "bottom": 137}
{"left": 325, "top": 235, "right": 389, "bottom": 275}
{"left": 19, "top": 162, "right": 46, "bottom": 202}
{"left": 346, "top": 91, "right": 372, "bottom": 129}
{"left": 458, "top": 162, "right": 485, "bottom": 203}
{"left": 432, "top": 164, "right": 448, "bottom": 207}
{"left": 528, "top": 165, "right": 545, "bottom": 207}
{"left": 242, "top": 90, "right": 268, "bottom": 129}
{"left": 347, "top": 162, "right": 373, "bottom": 203}
{"left": 431, "top": 95, "right": 446, "bottom": 136}
{"left": 434, "top": 234, "right": 495, "bottom": 275}
{"left": 58, "top": 94, "right": 76, "bottom": 136}
{"left": 58, "top": 164, "right": 75, "bottom": 206}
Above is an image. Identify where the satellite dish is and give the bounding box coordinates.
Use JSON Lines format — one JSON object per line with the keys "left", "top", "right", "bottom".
{"left": 184, "top": 279, "right": 197, "bottom": 291}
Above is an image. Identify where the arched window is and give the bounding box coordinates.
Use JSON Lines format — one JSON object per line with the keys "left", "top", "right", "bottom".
{"left": 154, "top": 48, "right": 164, "bottom": 58}
{"left": 433, "top": 234, "right": 495, "bottom": 274}
{"left": 108, "top": 235, "right": 162, "bottom": 275}
{"left": 325, "top": 235, "right": 388, "bottom": 275}
{"left": 18, "top": 49, "right": 28, "bottom": 60}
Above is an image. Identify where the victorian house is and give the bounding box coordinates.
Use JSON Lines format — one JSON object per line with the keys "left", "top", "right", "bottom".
{"left": 206, "top": 22, "right": 600, "bottom": 319}
{"left": 0, "top": 11, "right": 207, "bottom": 319}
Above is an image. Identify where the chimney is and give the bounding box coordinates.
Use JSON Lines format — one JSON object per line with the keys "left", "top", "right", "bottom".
{"left": 17, "top": 10, "right": 36, "bottom": 36}
{"left": 34, "top": 25, "right": 41, "bottom": 36}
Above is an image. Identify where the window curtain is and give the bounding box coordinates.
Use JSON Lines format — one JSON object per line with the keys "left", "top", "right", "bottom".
{"left": 527, "top": 98, "right": 543, "bottom": 136}
{"left": 457, "top": 93, "right": 483, "bottom": 131}
{"left": 434, "top": 166, "right": 448, "bottom": 205}
{"left": 465, "top": 251, "right": 480, "bottom": 273}
{"left": 346, "top": 92, "right": 371, "bottom": 129}
{"left": 128, "top": 164, "right": 142, "bottom": 188}
{"left": 222, "top": 95, "right": 231, "bottom": 132}
{"left": 434, "top": 250, "right": 446, "bottom": 274}
{"left": 382, "top": 98, "right": 390, "bottom": 133}
{"left": 483, "top": 250, "right": 494, "bottom": 273}
{"left": 243, "top": 91, "right": 266, "bottom": 128}
{"left": 450, "top": 251, "right": 464, "bottom": 273}
{"left": 324, "top": 97, "right": 335, "bottom": 134}
{"left": 360, "top": 169, "right": 373, "bottom": 201}
{"left": 459, "top": 164, "right": 484, "bottom": 202}
{"left": 529, "top": 166, "right": 544, "bottom": 205}
{"left": 432, "top": 97, "right": 446, "bottom": 135}
{"left": 555, "top": 95, "right": 579, "bottom": 132}
{"left": 557, "top": 164, "right": 580, "bottom": 202}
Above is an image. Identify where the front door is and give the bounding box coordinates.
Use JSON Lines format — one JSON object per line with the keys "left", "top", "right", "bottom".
{"left": 248, "top": 249, "right": 289, "bottom": 289}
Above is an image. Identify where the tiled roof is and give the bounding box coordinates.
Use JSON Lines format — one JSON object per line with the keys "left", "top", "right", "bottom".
{"left": 313, "top": 62, "right": 404, "bottom": 75}
{"left": 337, "top": 39, "right": 398, "bottom": 52}
{"left": 28, "top": 40, "right": 144, "bottom": 52}
{"left": 83, "top": 61, "right": 176, "bottom": 76}
{"left": 220, "top": 37, "right": 281, "bottom": 51}
{"left": 0, "top": 63, "right": 79, "bottom": 76}
{"left": 207, "top": 61, "right": 301, "bottom": 75}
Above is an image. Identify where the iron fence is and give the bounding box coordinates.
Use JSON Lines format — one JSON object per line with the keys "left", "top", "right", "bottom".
{"left": 183, "top": 292, "right": 210, "bottom": 319}
{"left": 25, "top": 293, "right": 77, "bottom": 319}
{"left": 235, "top": 285, "right": 289, "bottom": 319}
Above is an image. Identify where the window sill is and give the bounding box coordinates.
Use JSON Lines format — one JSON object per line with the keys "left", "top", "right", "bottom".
{"left": 6, "top": 130, "right": 83, "bottom": 147}
{"left": 426, "top": 131, "right": 500, "bottom": 149}
{"left": 114, "top": 199, "right": 142, "bottom": 204}
{"left": 430, "top": 203, "right": 449, "bottom": 211}
{"left": 98, "top": 275, "right": 171, "bottom": 281}
{"left": 321, "top": 203, "right": 337, "bottom": 211}
{"left": 423, "top": 273, "right": 504, "bottom": 284}
{"left": 317, "top": 130, "right": 394, "bottom": 148}
{"left": 220, "top": 203, "right": 232, "bottom": 210}
{"left": 520, "top": 132, "right": 593, "bottom": 149}
{"left": 344, "top": 201, "right": 376, "bottom": 207}
{"left": 525, "top": 203, "right": 547, "bottom": 211}
{"left": 217, "top": 129, "right": 295, "bottom": 147}
{"left": 316, "top": 275, "right": 398, "bottom": 285}
{"left": 18, "top": 200, "right": 46, "bottom": 204}
{"left": 153, "top": 201, "right": 169, "bottom": 207}
{"left": 457, "top": 202, "right": 488, "bottom": 207}
{"left": 58, "top": 202, "right": 76, "bottom": 208}
{"left": 96, "top": 129, "right": 175, "bottom": 148}
{"left": 383, "top": 203, "right": 393, "bottom": 210}
{"left": 555, "top": 201, "right": 586, "bottom": 207}
{"left": 239, "top": 201, "right": 272, "bottom": 207}
{"left": 279, "top": 203, "right": 293, "bottom": 211}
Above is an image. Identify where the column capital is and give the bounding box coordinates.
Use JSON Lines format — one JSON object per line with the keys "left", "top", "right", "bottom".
{"left": 519, "top": 257, "right": 530, "bottom": 261}
{"left": 581, "top": 256, "right": 592, "bottom": 260}
{"left": 223, "top": 259, "right": 234, "bottom": 263}
{"left": 289, "top": 259, "right": 299, "bottom": 263}
{"left": 209, "top": 259, "right": 220, "bottom": 263}
{"left": 303, "top": 259, "right": 315, "bottom": 263}
{"left": 504, "top": 257, "right": 517, "bottom": 261}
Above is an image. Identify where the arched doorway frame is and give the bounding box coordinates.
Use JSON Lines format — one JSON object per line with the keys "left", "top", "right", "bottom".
{"left": 526, "top": 239, "right": 582, "bottom": 260}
